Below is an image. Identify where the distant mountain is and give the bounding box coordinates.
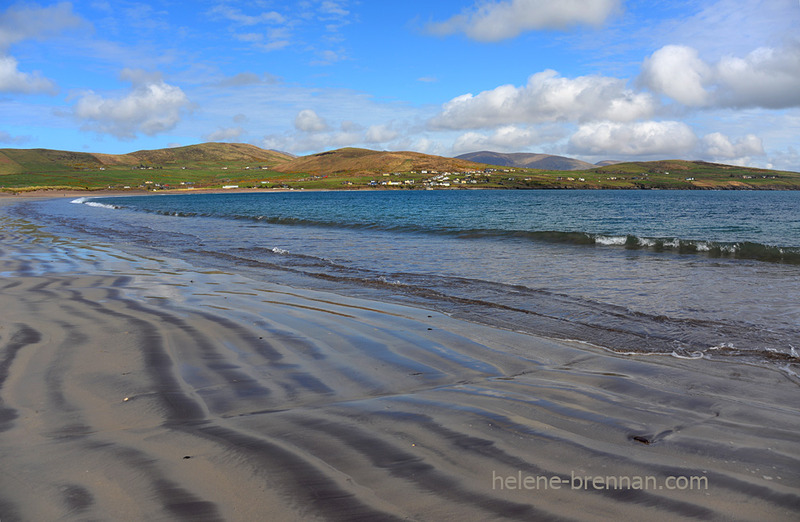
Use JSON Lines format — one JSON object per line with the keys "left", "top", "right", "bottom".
{"left": 274, "top": 147, "right": 486, "bottom": 176}
{"left": 595, "top": 160, "right": 624, "bottom": 167}
{"left": 455, "top": 151, "right": 596, "bottom": 171}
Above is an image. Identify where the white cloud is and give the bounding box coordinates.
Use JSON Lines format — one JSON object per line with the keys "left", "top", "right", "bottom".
{"left": 208, "top": 4, "right": 290, "bottom": 52}
{"left": 204, "top": 127, "right": 245, "bottom": 142}
{"left": 119, "top": 68, "right": 163, "bottom": 85}
{"left": 764, "top": 146, "right": 800, "bottom": 172}
{"left": 365, "top": 124, "right": 398, "bottom": 143}
{"left": 430, "top": 70, "right": 655, "bottom": 130}
{"left": 640, "top": 43, "right": 800, "bottom": 109}
{"left": 0, "top": 55, "right": 56, "bottom": 94}
{"left": 208, "top": 5, "right": 285, "bottom": 26}
{"left": 74, "top": 78, "right": 191, "bottom": 139}
{"left": 0, "top": 2, "right": 84, "bottom": 96}
{"left": 311, "top": 48, "right": 347, "bottom": 66}
{"left": 294, "top": 109, "right": 329, "bottom": 132}
{"left": 700, "top": 132, "right": 764, "bottom": 159}
{"left": 714, "top": 45, "right": 800, "bottom": 109}
{"left": 320, "top": 1, "right": 350, "bottom": 18}
{"left": 427, "top": 0, "right": 620, "bottom": 42}
{"left": 0, "top": 2, "right": 83, "bottom": 51}
{"left": 650, "top": 0, "right": 798, "bottom": 61}
{"left": 260, "top": 128, "right": 361, "bottom": 154}
{"left": 215, "top": 72, "right": 280, "bottom": 87}
{"left": 452, "top": 126, "right": 545, "bottom": 154}
{"left": 568, "top": 121, "right": 697, "bottom": 157}
{"left": 639, "top": 45, "right": 712, "bottom": 107}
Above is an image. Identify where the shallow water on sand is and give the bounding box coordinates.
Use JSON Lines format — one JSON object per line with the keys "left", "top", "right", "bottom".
{"left": 2, "top": 194, "right": 800, "bottom": 520}
{"left": 12, "top": 189, "right": 800, "bottom": 375}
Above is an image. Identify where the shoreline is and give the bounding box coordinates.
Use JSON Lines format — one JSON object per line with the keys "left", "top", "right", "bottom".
{"left": 3, "top": 183, "right": 800, "bottom": 200}
{"left": 1, "top": 197, "right": 799, "bottom": 520}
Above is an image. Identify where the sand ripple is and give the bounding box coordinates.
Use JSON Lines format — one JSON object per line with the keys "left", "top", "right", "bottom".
{"left": 1, "top": 208, "right": 799, "bottom": 520}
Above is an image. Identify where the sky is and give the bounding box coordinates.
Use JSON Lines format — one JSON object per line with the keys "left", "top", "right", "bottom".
{"left": 1, "top": 0, "right": 799, "bottom": 170}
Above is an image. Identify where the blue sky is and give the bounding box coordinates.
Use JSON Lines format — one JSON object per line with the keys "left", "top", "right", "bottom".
{"left": 1, "top": 0, "right": 799, "bottom": 169}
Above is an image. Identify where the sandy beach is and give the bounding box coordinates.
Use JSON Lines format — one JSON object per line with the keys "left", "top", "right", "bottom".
{"left": 1, "top": 196, "right": 799, "bottom": 521}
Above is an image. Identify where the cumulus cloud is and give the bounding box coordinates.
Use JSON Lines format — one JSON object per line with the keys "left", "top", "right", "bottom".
{"left": 568, "top": 121, "right": 697, "bottom": 156}
{"left": 73, "top": 76, "right": 191, "bottom": 139}
{"left": 639, "top": 45, "right": 712, "bottom": 107}
{"left": 715, "top": 45, "right": 800, "bottom": 109}
{"left": 0, "top": 55, "right": 56, "bottom": 94}
{"left": 294, "top": 109, "right": 329, "bottom": 132}
{"left": 640, "top": 43, "right": 800, "bottom": 109}
{"left": 427, "top": 0, "right": 620, "bottom": 41}
{"left": 700, "top": 132, "right": 764, "bottom": 159}
{"left": 452, "top": 126, "right": 546, "bottom": 154}
{"left": 430, "top": 70, "right": 655, "bottom": 130}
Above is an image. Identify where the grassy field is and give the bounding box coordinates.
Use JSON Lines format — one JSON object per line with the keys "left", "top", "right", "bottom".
{"left": 2, "top": 144, "right": 799, "bottom": 192}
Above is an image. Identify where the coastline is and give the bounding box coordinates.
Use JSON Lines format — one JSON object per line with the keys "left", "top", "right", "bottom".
{"left": 1, "top": 197, "right": 799, "bottom": 520}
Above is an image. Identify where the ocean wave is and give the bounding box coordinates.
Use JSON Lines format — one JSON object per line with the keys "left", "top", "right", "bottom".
{"left": 88, "top": 197, "right": 800, "bottom": 265}
{"left": 71, "top": 197, "right": 120, "bottom": 210}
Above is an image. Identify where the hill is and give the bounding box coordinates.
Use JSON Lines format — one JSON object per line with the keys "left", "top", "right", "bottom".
{"left": 274, "top": 147, "right": 486, "bottom": 176}
{"left": 455, "top": 151, "right": 596, "bottom": 170}
{"left": 93, "top": 142, "right": 293, "bottom": 167}
{"left": 0, "top": 143, "right": 293, "bottom": 176}
{"left": 1, "top": 143, "right": 799, "bottom": 192}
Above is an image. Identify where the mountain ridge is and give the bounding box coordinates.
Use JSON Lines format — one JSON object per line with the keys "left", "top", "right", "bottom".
{"left": 455, "top": 150, "right": 600, "bottom": 171}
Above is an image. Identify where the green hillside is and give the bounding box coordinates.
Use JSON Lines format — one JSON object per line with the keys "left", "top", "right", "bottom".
{"left": 1, "top": 144, "right": 799, "bottom": 192}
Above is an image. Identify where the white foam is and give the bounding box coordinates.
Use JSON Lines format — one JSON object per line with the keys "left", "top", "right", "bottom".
{"left": 271, "top": 247, "right": 289, "bottom": 255}
{"left": 70, "top": 197, "right": 117, "bottom": 210}
{"left": 670, "top": 350, "right": 704, "bottom": 360}
{"left": 595, "top": 235, "right": 627, "bottom": 246}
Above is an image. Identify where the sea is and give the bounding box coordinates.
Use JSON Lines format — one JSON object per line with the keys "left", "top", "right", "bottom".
{"left": 10, "top": 189, "right": 800, "bottom": 379}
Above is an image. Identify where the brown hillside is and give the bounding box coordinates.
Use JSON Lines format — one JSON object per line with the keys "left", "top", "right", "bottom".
{"left": 93, "top": 143, "right": 293, "bottom": 167}
{"left": 274, "top": 147, "right": 486, "bottom": 176}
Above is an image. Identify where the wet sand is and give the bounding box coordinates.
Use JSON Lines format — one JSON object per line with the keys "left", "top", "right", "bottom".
{"left": 1, "top": 198, "right": 799, "bottom": 521}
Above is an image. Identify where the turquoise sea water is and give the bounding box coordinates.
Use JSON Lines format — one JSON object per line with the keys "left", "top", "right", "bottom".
{"left": 14, "top": 189, "right": 800, "bottom": 376}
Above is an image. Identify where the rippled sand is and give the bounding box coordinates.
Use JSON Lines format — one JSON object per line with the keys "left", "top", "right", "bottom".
{"left": 1, "top": 199, "right": 798, "bottom": 521}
